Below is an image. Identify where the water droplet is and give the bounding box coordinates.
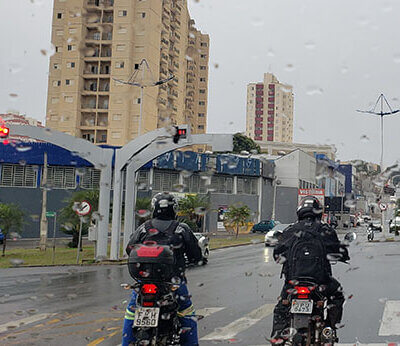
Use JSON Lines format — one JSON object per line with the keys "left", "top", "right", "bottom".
{"left": 9, "top": 93, "right": 18, "bottom": 98}
{"left": 360, "top": 134, "right": 370, "bottom": 143}
{"left": 267, "top": 49, "right": 275, "bottom": 57}
{"left": 393, "top": 54, "right": 400, "bottom": 64}
{"left": 9, "top": 63, "right": 22, "bottom": 74}
{"left": 304, "top": 41, "right": 316, "bottom": 49}
{"left": 251, "top": 17, "right": 264, "bottom": 27}
{"left": 306, "top": 86, "right": 323, "bottom": 96}
{"left": 341, "top": 66, "right": 349, "bottom": 74}
{"left": 40, "top": 49, "right": 47, "bottom": 56}
{"left": 16, "top": 146, "right": 32, "bottom": 152}
{"left": 284, "top": 64, "right": 295, "bottom": 72}
{"left": 214, "top": 63, "right": 219, "bottom": 69}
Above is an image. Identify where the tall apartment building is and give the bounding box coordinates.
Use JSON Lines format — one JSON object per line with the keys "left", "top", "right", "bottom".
{"left": 45, "top": 0, "right": 209, "bottom": 146}
{"left": 246, "top": 73, "right": 294, "bottom": 143}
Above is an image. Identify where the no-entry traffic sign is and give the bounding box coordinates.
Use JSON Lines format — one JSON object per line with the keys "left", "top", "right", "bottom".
{"left": 76, "top": 201, "right": 92, "bottom": 216}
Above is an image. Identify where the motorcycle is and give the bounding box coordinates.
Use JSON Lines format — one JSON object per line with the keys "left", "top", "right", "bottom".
{"left": 367, "top": 226, "right": 374, "bottom": 242}
{"left": 281, "top": 279, "right": 337, "bottom": 346}
{"left": 127, "top": 241, "right": 184, "bottom": 346}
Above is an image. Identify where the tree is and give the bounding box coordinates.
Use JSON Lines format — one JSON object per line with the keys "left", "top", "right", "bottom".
{"left": 59, "top": 190, "right": 99, "bottom": 248}
{"left": 224, "top": 204, "right": 251, "bottom": 238}
{"left": 233, "top": 133, "right": 261, "bottom": 154}
{"left": 177, "top": 194, "right": 210, "bottom": 232}
{"left": 135, "top": 197, "right": 152, "bottom": 226}
{"left": 0, "top": 203, "right": 25, "bottom": 256}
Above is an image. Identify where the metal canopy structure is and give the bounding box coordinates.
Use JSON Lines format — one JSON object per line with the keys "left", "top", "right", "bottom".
{"left": 110, "top": 126, "right": 233, "bottom": 260}
{"left": 7, "top": 125, "right": 114, "bottom": 259}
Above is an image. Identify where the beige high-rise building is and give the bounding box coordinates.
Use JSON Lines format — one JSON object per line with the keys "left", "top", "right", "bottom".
{"left": 246, "top": 73, "right": 294, "bottom": 143}
{"left": 45, "top": 0, "right": 209, "bottom": 146}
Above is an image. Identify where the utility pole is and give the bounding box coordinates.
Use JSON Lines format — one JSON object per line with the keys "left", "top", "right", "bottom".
{"left": 113, "top": 58, "right": 174, "bottom": 137}
{"left": 39, "top": 152, "right": 48, "bottom": 250}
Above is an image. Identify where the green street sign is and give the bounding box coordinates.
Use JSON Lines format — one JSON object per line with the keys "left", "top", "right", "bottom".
{"left": 46, "top": 211, "right": 56, "bottom": 217}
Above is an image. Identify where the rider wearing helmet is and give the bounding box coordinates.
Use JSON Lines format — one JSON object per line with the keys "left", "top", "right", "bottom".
{"left": 270, "top": 196, "right": 350, "bottom": 339}
{"left": 122, "top": 192, "right": 202, "bottom": 346}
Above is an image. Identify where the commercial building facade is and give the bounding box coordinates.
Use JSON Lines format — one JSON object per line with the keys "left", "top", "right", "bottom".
{"left": 0, "top": 143, "right": 275, "bottom": 237}
{"left": 246, "top": 73, "right": 294, "bottom": 143}
{"left": 45, "top": 0, "right": 209, "bottom": 147}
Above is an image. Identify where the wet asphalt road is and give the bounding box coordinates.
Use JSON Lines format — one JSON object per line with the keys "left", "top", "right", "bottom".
{"left": 1, "top": 228, "right": 400, "bottom": 345}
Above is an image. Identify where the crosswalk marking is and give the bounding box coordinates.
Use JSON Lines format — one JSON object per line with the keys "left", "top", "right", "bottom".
{"left": 378, "top": 300, "right": 400, "bottom": 336}
{"left": 0, "top": 313, "right": 55, "bottom": 333}
{"left": 196, "top": 307, "right": 225, "bottom": 318}
{"left": 200, "top": 303, "right": 275, "bottom": 341}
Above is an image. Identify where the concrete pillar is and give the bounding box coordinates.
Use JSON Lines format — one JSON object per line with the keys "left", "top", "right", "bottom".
{"left": 110, "top": 161, "right": 123, "bottom": 260}
{"left": 123, "top": 165, "right": 136, "bottom": 256}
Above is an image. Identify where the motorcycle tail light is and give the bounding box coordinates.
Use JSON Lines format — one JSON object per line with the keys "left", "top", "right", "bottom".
{"left": 295, "top": 286, "right": 310, "bottom": 298}
{"left": 142, "top": 284, "right": 158, "bottom": 294}
{"left": 142, "top": 301, "right": 155, "bottom": 307}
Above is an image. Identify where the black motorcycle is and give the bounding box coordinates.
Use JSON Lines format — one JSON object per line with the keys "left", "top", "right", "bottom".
{"left": 281, "top": 279, "right": 337, "bottom": 345}
{"left": 367, "top": 226, "right": 374, "bottom": 242}
{"left": 127, "top": 242, "right": 183, "bottom": 346}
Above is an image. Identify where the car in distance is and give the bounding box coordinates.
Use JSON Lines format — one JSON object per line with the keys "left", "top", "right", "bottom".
{"left": 265, "top": 224, "right": 291, "bottom": 246}
{"left": 252, "top": 220, "right": 279, "bottom": 233}
{"left": 193, "top": 232, "right": 210, "bottom": 264}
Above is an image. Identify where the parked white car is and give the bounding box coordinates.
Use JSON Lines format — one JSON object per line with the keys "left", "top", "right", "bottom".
{"left": 194, "top": 233, "right": 210, "bottom": 264}
{"left": 265, "top": 224, "right": 291, "bottom": 246}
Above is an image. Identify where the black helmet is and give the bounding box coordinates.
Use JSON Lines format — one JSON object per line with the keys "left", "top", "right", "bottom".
{"left": 297, "top": 195, "right": 323, "bottom": 220}
{"left": 151, "top": 192, "right": 178, "bottom": 220}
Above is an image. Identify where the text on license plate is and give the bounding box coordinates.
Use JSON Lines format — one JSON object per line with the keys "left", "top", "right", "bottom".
{"left": 290, "top": 299, "right": 313, "bottom": 314}
{"left": 134, "top": 307, "right": 160, "bottom": 327}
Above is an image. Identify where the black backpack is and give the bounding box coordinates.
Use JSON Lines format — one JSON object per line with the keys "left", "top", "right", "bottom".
{"left": 285, "top": 223, "right": 330, "bottom": 283}
{"left": 140, "top": 220, "right": 181, "bottom": 247}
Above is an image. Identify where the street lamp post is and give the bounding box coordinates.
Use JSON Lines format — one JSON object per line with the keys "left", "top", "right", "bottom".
{"left": 357, "top": 94, "right": 400, "bottom": 170}
{"left": 113, "top": 59, "right": 174, "bottom": 137}
{"left": 271, "top": 177, "right": 281, "bottom": 220}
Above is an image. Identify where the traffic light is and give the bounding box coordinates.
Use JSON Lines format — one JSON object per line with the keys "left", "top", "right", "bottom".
{"left": 0, "top": 126, "right": 9, "bottom": 138}
{"left": 173, "top": 125, "right": 188, "bottom": 144}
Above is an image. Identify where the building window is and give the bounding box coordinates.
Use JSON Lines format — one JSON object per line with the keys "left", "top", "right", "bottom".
{"left": 111, "top": 131, "right": 121, "bottom": 139}
{"left": 198, "top": 125, "right": 205, "bottom": 130}
{"left": 69, "top": 28, "right": 77, "bottom": 34}
{"left": 51, "top": 97, "right": 59, "bottom": 104}
{"left": 53, "top": 80, "right": 61, "bottom": 87}
{"left": 118, "top": 10, "right": 127, "bottom": 16}
{"left": 67, "top": 62, "right": 75, "bottom": 68}
{"left": 135, "top": 45, "right": 144, "bottom": 52}
{"left": 200, "top": 77, "right": 206, "bottom": 82}
{"left": 80, "top": 168, "right": 100, "bottom": 190}
{"left": 116, "top": 61, "right": 124, "bottom": 68}
{"left": 0, "top": 164, "right": 38, "bottom": 188}
{"left": 199, "top": 101, "right": 205, "bottom": 106}
{"left": 141, "top": 12, "right": 146, "bottom": 18}
{"left": 56, "top": 30, "right": 64, "bottom": 36}
{"left": 199, "top": 89, "right": 206, "bottom": 94}
{"left": 64, "top": 96, "right": 73, "bottom": 103}
{"left": 53, "top": 63, "right": 60, "bottom": 69}
{"left": 66, "top": 79, "right": 70, "bottom": 85}
{"left": 198, "top": 113, "right": 205, "bottom": 117}
{"left": 45, "top": 166, "right": 76, "bottom": 189}
{"left": 55, "top": 46, "right": 62, "bottom": 53}
{"left": 57, "top": 13, "right": 63, "bottom": 19}
{"left": 200, "top": 66, "right": 206, "bottom": 70}
{"left": 118, "top": 27, "right": 127, "bottom": 34}
{"left": 116, "top": 44, "right": 126, "bottom": 51}
{"left": 200, "top": 42, "right": 207, "bottom": 47}
{"left": 113, "top": 114, "right": 122, "bottom": 121}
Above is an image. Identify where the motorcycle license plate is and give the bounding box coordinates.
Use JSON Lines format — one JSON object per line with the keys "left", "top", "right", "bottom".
{"left": 290, "top": 299, "right": 313, "bottom": 314}
{"left": 134, "top": 307, "right": 160, "bottom": 327}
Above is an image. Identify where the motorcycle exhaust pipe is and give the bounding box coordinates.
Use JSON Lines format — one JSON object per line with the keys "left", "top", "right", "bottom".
{"left": 322, "top": 327, "right": 334, "bottom": 339}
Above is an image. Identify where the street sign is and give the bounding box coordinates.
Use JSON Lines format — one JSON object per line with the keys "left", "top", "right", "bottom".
{"left": 46, "top": 211, "right": 56, "bottom": 217}
{"left": 298, "top": 188, "right": 325, "bottom": 207}
{"left": 76, "top": 201, "right": 92, "bottom": 216}
{"left": 379, "top": 202, "right": 388, "bottom": 211}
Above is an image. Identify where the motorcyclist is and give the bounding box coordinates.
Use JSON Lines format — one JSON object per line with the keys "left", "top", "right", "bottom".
{"left": 122, "top": 192, "right": 203, "bottom": 346}
{"left": 271, "top": 196, "right": 350, "bottom": 339}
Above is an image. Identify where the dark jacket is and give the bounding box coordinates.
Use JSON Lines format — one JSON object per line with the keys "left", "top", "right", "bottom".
{"left": 273, "top": 219, "right": 350, "bottom": 279}
{"left": 126, "top": 218, "right": 203, "bottom": 276}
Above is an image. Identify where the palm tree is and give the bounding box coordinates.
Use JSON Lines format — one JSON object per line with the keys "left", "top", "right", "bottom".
{"left": 177, "top": 194, "right": 210, "bottom": 232}
{"left": 224, "top": 204, "right": 251, "bottom": 238}
{"left": 59, "top": 190, "right": 99, "bottom": 248}
{"left": 0, "top": 203, "right": 25, "bottom": 256}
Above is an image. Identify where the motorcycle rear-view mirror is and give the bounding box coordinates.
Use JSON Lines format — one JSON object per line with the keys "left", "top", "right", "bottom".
{"left": 344, "top": 232, "right": 357, "bottom": 243}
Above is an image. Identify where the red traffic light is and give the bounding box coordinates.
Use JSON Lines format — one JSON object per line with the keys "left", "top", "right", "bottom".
{"left": 177, "top": 128, "right": 187, "bottom": 136}
{"left": 0, "top": 126, "right": 9, "bottom": 138}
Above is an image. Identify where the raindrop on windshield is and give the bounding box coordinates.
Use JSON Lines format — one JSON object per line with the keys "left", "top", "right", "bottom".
{"left": 284, "top": 64, "right": 295, "bottom": 72}
{"left": 360, "top": 134, "right": 370, "bottom": 143}
{"left": 304, "top": 41, "right": 316, "bottom": 49}
{"left": 16, "top": 146, "right": 32, "bottom": 152}
{"left": 251, "top": 17, "right": 264, "bottom": 27}
{"left": 393, "top": 54, "right": 400, "bottom": 64}
{"left": 306, "top": 86, "right": 324, "bottom": 96}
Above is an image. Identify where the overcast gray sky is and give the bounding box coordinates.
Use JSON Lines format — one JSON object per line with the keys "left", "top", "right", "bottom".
{"left": 1, "top": 0, "right": 400, "bottom": 166}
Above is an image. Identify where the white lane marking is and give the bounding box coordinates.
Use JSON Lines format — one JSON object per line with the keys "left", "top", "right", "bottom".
{"left": 201, "top": 304, "right": 275, "bottom": 340}
{"left": 378, "top": 300, "right": 400, "bottom": 336}
{"left": 196, "top": 307, "right": 225, "bottom": 318}
{"left": 0, "top": 313, "right": 55, "bottom": 333}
